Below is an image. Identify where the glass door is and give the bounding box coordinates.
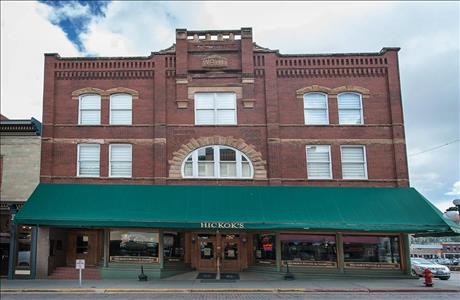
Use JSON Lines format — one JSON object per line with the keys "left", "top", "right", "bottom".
{"left": 196, "top": 234, "right": 217, "bottom": 271}
{"left": 221, "top": 234, "right": 240, "bottom": 272}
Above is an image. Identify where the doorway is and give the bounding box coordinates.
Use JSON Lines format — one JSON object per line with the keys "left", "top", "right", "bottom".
{"left": 194, "top": 233, "right": 243, "bottom": 272}
{"left": 66, "top": 230, "right": 98, "bottom": 266}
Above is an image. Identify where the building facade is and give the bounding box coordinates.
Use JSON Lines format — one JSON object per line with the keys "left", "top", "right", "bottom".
{"left": 0, "top": 116, "right": 41, "bottom": 278}
{"left": 14, "top": 28, "right": 459, "bottom": 279}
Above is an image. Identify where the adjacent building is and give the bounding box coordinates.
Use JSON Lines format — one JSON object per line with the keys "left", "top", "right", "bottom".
{"left": 0, "top": 115, "right": 41, "bottom": 278}
{"left": 14, "top": 28, "right": 459, "bottom": 279}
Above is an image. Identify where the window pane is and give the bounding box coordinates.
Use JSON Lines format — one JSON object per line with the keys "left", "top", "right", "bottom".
{"left": 215, "top": 93, "right": 236, "bottom": 109}
{"left": 184, "top": 162, "right": 193, "bottom": 176}
{"left": 80, "top": 95, "right": 101, "bottom": 109}
{"left": 304, "top": 110, "right": 328, "bottom": 125}
{"left": 216, "top": 110, "right": 236, "bottom": 124}
{"left": 342, "top": 147, "right": 364, "bottom": 162}
{"left": 281, "top": 234, "right": 337, "bottom": 266}
{"left": 304, "top": 93, "right": 327, "bottom": 108}
{"left": 163, "top": 232, "right": 185, "bottom": 262}
{"left": 109, "top": 231, "right": 159, "bottom": 263}
{"left": 343, "top": 235, "right": 400, "bottom": 268}
{"left": 220, "top": 148, "right": 236, "bottom": 161}
{"left": 342, "top": 163, "right": 366, "bottom": 179}
{"left": 16, "top": 225, "right": 32, "bottom": 272}
{"left": 195, "top": 93, "right": 214, "bottom": 109}
{"left": 339, "top": 109, "right": 361, "bottom": 124}
{"left": 79, "top": 161, "right": 100, "bottom": 176}
{"left": 111, "top": 110, "right": 132, "bottom": 125}
{"left": 338, "top": 93, "right": 361, "bottom": 109}
{"left": 242, "top": 162, "right": 251, "bottom": 177}
{"left": 200, "top": 241, "right": 214, "bottom": 259}
{"left": 110, "top": 94, "right": 132, "bottom": 109}
{"left": 254, "top": 234, "right": 276, "bottom": 262}
{"left": 198, "top": 162, "right": 214, "bottom": 176}
{"left": 220, "top": 162, "right": 237, "bottom": 177}
{"left": 196, "top": 110, "right": 214, "bottom": 125}
{"left": 198, "top": 147, "right": 214, "bottom": 161}
{"left": 80, "top": 110, "right": 101, "bottom": 125}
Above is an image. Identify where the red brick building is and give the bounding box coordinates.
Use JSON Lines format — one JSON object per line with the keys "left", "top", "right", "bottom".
{"left": 15, "top": 28, "right": 458, "bottom": 279}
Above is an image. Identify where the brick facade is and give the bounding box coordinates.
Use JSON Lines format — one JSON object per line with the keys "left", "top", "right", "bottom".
{"left": 40, "top": 28, "right": 409, "bottom": 187}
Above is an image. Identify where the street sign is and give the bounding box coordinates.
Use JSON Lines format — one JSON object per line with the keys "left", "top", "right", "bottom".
{"left": 76, "top": 259, "right": 85, "bottom": 270}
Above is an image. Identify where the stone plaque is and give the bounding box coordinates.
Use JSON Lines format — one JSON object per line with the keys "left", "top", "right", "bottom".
{"left": 202, "top": 55, "right": 228, "bottom": 69}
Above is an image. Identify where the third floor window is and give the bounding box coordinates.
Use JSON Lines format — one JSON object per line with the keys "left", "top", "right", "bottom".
{"left": 338, "top": 92, "right": 363, "bottom": 125}
{"left": 110, "top": 93, "right": 132, "bottom": 125}
{"left": 79, "top": 94, "right": 101, "bottom": 125}
{"left": 194, "top": 92, "right": 237, "bottom": 125}
{"left": 304, "top": 93, "right": 329, "bottom": 125}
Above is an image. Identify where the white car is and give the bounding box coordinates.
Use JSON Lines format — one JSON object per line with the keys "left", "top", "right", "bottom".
{"left": 411, "top": 258, "right": 450, "bottom": 280}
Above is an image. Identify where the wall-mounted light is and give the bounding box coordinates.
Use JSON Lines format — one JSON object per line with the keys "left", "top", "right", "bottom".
{"left": 242, "top": 237, "right": 247, "bottom": 244}
{"left": 191, "top": 237, "right": 196, "bottom": 244}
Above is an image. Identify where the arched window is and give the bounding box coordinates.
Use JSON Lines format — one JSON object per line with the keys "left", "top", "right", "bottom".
{"left": 182, "top": 145, "right": 253, "bottom": 179}
{"left": 110, "top": 93, "right": 132, "bottom": 125}
{"left": 79, "top": 94, "right": 101, "bottom": 125}
{"left": 337, "top": 92, "right": 363, "bottom": 125}
{"left": 303, "top": 92, "right": 329, "bottom": 125}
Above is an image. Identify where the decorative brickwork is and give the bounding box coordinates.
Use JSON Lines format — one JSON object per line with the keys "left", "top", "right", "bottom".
{"left": 71, "top": 87, "right": 106, "bottom": 100}
{"left": 168, "top": 136, "right": 267, "bottom": 180}
{"left": 296, "top": 85, "right": 370, "bottom": 99}
{"left": 71, "top": 87, "right": 139, "bottom": 100}
{"left": 106, "top": 87, "right": 139, "bottom": 100}
{"left": 296, "top": 85, "right": 332, "bottom": 98}
{"left": 331, "top": 85, "right": 370, "bottom": 98}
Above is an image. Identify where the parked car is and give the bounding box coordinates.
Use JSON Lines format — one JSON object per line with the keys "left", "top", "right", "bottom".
{"left": 411, "top": 258, "right": 450, "bottom": 280}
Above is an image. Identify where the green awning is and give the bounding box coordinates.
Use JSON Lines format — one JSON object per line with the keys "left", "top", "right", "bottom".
{"left": 14, "top": 183, "right": 460, "bottom": 235}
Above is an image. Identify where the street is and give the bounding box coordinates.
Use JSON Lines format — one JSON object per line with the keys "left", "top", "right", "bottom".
{"left": 1, "top": 292, "right": 459, "bottom": 300}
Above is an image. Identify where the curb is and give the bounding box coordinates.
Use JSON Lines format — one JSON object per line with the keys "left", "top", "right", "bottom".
{"left": 2, "top": 288, "right": 460, "bottom": 293}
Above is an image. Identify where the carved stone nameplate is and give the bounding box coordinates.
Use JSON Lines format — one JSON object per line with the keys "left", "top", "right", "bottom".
{"left": 202, "top": 55, "right": 228, "bottom": 69}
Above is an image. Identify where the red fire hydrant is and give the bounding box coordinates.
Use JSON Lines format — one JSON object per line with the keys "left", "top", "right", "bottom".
{"left": 423, "top": 268, "right": 433, "bottom": 287}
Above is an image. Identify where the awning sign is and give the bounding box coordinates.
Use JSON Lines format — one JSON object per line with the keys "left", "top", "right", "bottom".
{"left": 200, "top": 222, "right": 245, "bottom": 229}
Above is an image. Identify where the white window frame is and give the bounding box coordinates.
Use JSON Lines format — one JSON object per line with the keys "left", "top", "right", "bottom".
{"left": 194, "top": 92, "right": 237, "bottom": 125}
{"left": 78, "top": 94, "right": 101, "bottom": 125}
{"left": 109, "top": 93, "right": 133, "bottom": 125}
{"left": 303, "top": 92, "right": 329, "bottom": 125}
{"left": 77, "top": 144, "right": 100, "bottom": 177}
{"left": 109, "top": 144, "right": 133, "bottom": 178}
{"left": 337, "top": 92, "right": 364, "bottom": 125}
{"left": 306, "top": 145, "right": 332, "bottom": 180}
{"left": 181, "top": 145, "right": 253, "bottom": 179}
{"left": 340, "top": 145, "right": 368, "bottom": 180}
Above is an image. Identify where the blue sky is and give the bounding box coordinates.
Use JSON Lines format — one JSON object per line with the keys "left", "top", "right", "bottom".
{"left": 1, "top": 1, "right": 459, "bottom": 212}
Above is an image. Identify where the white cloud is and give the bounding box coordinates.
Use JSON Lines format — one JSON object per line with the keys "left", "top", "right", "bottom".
{"left": 0, "top": 1, "right": 80, "bottom": 120}
{"left": 47, "top": 1, "right": 91, "bottom": 23}
{"left": 446, "top": 181, "right": 460, "bottom": 196}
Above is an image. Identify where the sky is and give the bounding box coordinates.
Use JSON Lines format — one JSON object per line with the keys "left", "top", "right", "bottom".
{"left": 1, "top": 1, "right": 459, "bottom": 212}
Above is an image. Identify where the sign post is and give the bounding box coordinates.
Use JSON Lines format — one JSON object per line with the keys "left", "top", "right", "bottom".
{"left": 75, "top": 259, "right": 85, "bottom": 287}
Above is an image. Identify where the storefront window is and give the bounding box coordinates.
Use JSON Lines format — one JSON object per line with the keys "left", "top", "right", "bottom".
{"left": 15, "top": 225, "right": 32, "bottom": 275}
{"left": 343, "top": 235, "right": 401, "bottom": 269}
{"left": 0, "top": 211, "right": 11, "bottom": 276}
{"left": 254, "top": 234, "right": 276, "bottom": 264}
{"left": 163, "top": 232, "right": 185, "bottom": 262}
{"left": 109, "top": 231, "right": 159, "bottom": 263}
{"left": 281, "top": 234, "right": 337, "bottom": 267}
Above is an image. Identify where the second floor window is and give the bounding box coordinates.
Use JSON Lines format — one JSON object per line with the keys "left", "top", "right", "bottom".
{"left": 77, "top": 144, "right": 100, "bottom": 177}
{"left": 182, "top": 145, "right": 252, "bottom": 179}
{"left": 79, "top": 94, "right": 101, "bottom": 125}
{"left": 304, "top": 93, "right": 329, "bottom": 125}
{"left": 109, "top": 144, "right": 132, "bottom": 177}
{"left": 110, "top": 93, "right": 132, "bottom": 125}
{"left": 306, "top": 145, "right": 332, "bottom": 179}
{"left": 338, "top": 92, "right": 363, "bottom": 125}
{"left": 194, "top": 93, "right": 237, "bottom": 125}
{"left": 341, "top": 145, "right": 367, "bottom": 179}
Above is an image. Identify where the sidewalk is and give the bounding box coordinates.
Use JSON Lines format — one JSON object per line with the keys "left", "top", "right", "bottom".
{"left": 1, "top": 271, "right": 460, "bottom": 293}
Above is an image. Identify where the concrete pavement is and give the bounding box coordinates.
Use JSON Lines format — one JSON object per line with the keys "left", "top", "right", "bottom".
{"left": 1, "top": 271, "right": 459, "bottom": 293}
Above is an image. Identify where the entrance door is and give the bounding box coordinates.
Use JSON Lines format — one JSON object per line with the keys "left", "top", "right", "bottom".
{"left": 221, "top": 234, "right": 240, "bottom": 272}
{"left": 196, "top": 234, "right": 217, "bottom": 271}
{"left": 67, "top": 231, "right": 98, "bottom": 266}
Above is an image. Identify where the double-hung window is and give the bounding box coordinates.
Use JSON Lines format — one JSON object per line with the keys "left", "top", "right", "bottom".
{"left": 338, "top": 92, "right": 363, "bottom": 125}
{"left": 79, "top": 94, "right": 101, "bottom": 125}
{"left": 306, "top": 145, "right": 332, "bottom": 179}
{"left": 341, "top": 145, "right": 367, "bottom": 179}
{"left": 304, "top": 93, "right": 329, "bottom": 125}
{"left": 109, "top": 144, "right": 132, "bottom": 177}
{"left": 77, "top": 144, "right": 100, "bottom": 177}
{"left": 110, "top": 94, "right": 132, "bottom": 125}
{"left": 195, "top": 93, "right": 237, "bottom": 125}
